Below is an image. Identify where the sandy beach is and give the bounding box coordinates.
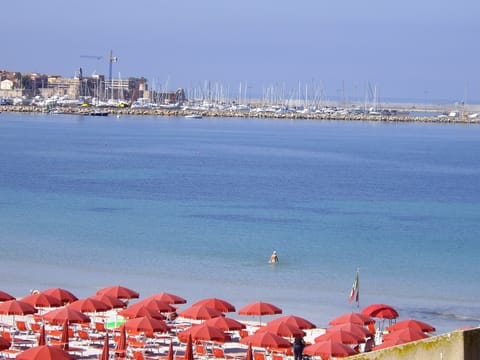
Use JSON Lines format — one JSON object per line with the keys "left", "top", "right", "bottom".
{"left": 0, "top": 286, "right": 444, "bottom": 359}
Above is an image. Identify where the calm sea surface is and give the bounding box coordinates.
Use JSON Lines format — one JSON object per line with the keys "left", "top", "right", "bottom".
{"left": 1, "top": 112, "right": 479, "bottom": 334}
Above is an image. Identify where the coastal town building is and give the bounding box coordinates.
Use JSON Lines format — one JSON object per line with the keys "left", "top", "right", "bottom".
{"left": 0, "top": 69, "right": 186, "bottom": 106}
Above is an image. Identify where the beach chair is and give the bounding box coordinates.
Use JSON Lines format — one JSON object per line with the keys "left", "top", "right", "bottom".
{"left": 30, "top": 322, "right": 41, "bottom": 333}
{"left": 271, "top": 352, "right": 284, "bottom": 360}
{"left": 253, "top": 352, "right": 265, "bottom": 360}
{"left": 15, "top": 321, "right": 29, "bottom": 334}
{"left": 213, "top": 347, "right": 235, "bottom": 360}
{"left": 132, "top": 350, "right": 159, "bottom": 360}
{"left": 196, "top": 343, "right": 214, "bottom": 358}
{"left": 95, "top": 322, "right": 106, "bottom": 332}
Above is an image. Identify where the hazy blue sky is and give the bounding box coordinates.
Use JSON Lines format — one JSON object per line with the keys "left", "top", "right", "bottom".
{"left": 3, "top": 0, "right": 479, "bottom": 103}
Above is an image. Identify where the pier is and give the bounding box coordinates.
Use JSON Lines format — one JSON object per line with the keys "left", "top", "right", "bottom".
{"left": 1, "top": 104, "right": 480, "bottom": 124}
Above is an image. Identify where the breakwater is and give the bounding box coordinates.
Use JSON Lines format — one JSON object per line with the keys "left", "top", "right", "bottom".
{"left": 1, "top": 105, "right": 479, "bottom": 123}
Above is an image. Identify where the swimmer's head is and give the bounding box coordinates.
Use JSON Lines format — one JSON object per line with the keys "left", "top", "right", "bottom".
{"left": 273, "top": 251, "right": 277, "bottom": 254}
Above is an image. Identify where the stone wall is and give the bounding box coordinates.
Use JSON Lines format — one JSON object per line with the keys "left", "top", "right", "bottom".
{"left": 348, "top": 328, "right": 480, "bottom": 360}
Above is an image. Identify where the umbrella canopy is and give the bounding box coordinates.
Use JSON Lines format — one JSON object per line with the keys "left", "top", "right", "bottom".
{"left": 193, "top": 298, "right": 236, "bottom": 313}
{"left": 362, "top": 304, "right": 399, "bottom": 319}
{"left": 128, "top": 299, "right": 176, "bottom": 313}
{"left": 69, "top": 298, "right": 111, "bottom": 313}
{"left": 303, "top": 340, "right": 358, "bottom": 359}
{"left": 267, "top": 315, "right": 316, "bottom": 330}
{"left": 179, "top": 304, "right": 224, "bottom": 320}
{"left": 178, "top": 324, "right": 231, "bottom": 343}
{"left": 386, "top": 319, "right": 436, "bottom": 333}
{"left": 238, "top": 302, "right": 282, "bottom": 316}
{"left": 0, "top": 299, "right": 37, "bottom": 316}
{"left": 118, "top": 305, "right": 165, "bottom": 320}
{"left": 184, "top": 334, "right": 194, "bottom": 360}
{"left": 383, "top": 328, "right": 429, "bottom": 342}
{"left": 329, "top": 312, "right": 375, "bottom": 326}
{"left": 42, "top": 307, "right": 90, "bottom": 325}
{"left": 0, "top": 290, "right": 15, "bottom": 302}
{"left": 16, "top": 345, "right": 75, "bottom": 360}
{"left": 326, "top": 323, "right": 374, "bottom": 339}
{"left": 41, "top": 288, "right": 78, "bottom": 304}
{"left": 0, "top": 336, "right": 11, "bottom": 350}
{"left": 256, "top": 322, "right": 305, "bottom": 338}
{"left": 90, "top": 294, "right": 126, "bottom": 309}
{"left": 22, "top": 293, "right": 63, "bottom": 308}
{"left": 99, "top": 331, "right": 109, "bottom": 360}
{"left": 149, "top": 292, "right": 187, "bottom": 305}
{"left": 240, "top": 331, "right": 292, "bottom": 349}
{"left": 96, "top": 285, "right": 139, "bottom": 300}
{"left": 314, "top": 329, "right": 365, "bottom": 345}
{"left": 38, "top": 325, "right": 46, "bottom": 346}
{"left": 204, "top": 317, "right": 246, "bottom": 331}
{"left": 125, "top": 316, "right": 169, "bottom": 336}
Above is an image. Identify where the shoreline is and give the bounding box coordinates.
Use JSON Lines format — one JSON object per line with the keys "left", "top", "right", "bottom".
{"left": 1, "top": 105, "right": 480, "bottom": 124}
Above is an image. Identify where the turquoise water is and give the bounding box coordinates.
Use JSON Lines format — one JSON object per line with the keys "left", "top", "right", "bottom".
{"left": 1, "top": 113, "right": 479, "bottom": 334}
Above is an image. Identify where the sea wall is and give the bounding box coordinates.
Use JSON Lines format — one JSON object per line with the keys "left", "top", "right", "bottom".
{"left": 1, "top": 105, "right": 480, "bottom": 124}
{"left": 349, "top": 328, "right": 480, "bottom": 360}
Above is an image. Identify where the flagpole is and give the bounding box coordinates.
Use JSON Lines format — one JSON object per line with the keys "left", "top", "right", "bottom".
{"left": 349, "top": 268, "right": 360, "bottom": 310}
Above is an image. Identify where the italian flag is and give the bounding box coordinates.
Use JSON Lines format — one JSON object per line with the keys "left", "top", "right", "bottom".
{"left": 349, "top": 270, "right": 359, "bottom": 303}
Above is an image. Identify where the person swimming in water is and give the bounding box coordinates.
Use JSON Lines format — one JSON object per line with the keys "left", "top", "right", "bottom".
{"left": 269, "top": 251, "right": 279, "bottom": 263}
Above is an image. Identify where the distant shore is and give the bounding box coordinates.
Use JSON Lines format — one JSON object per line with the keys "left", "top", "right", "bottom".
{"left": 2, "top": 104, "right": 480, "bottom": 124}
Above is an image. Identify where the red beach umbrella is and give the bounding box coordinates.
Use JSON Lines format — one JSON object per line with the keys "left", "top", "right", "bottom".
{"left": 239, "top": 301, "right": 282, "bottom": 325}
{"left": 0, "top": 290, "right": 15, "bottom": 302}
{"left": 184, "top": 334, "right": 194, "bottom": 360}
{"left": 179, "top": 304, "right": 224, "bottom": 320}
{"left": 167, "top": 341, "right": 174, "bottom": 360}
{"left": 90, "top": 294, "right": 126, "bottom": 309}
{"left": 129, "top": 299, "right": 176, "bottom": 313}
{"left": 41, "top": 288, "right": 78, "bottom": 304}
{"left": 96, "top": 285, "right": 139, "bottom": 300}
{"left": 22, "top": 293, "right": 63, "bottom": 308}
{"left": 99, "top": 331, "right": 110, "bottom": 360}
{"left": 42, "top": 307, "right": 90, "bottom": 325}
{"left": 178, "top": 324, "right": 231, "bottom": 343}
{"left": 116, "top": 325, "right": 127, "bottom": 358}
{"left": 0, "top": 336, "right": 11, "bottom": 350}
{"left": 150, "top": 292, "right": 187, "bottom": 305}
{"left": 193, "top": 298, "right": 236, "bottom": 313}
{"left": 245, "top": 342, "right": 253, "bottom": 360}
{"left": 303, "top": 340, "right": 358, "bottom": 358}
{"left": 256, "top": 322, "right": 305, "bottom": 338}
{"left": 38, "top": 325, "right": 46, "bottom": 346}
{"left": 204, "top": 317, "right": 246, "bottom": 331}
{"left": 238, "top": 302, "right": 282, "bottom": 316}
{"left": 60, "top": 320, "right": 69, "bottom": 351}
{"left": 125, "top": 316, "right": 169, "bottom": 336}
{"left": 240, "top": 331, "right": 292, "bottom": 349}
{"left": 326, "top": 323, "right": 374, "bottom": 339}
{"left": 267, "top": 315, "right": 316, "bottom": 330}
{"left": 16, "top": 345, "right": 75, "bottom": 360}
{"left": 118, "top": 305, "right": 165, "bottom": 320}
{"left": 329, "top": 312, "right": 375, "bottom": 326}
{"left": 362, "top": 304, "right": 399, "bottom": 319}
{"left": 383, "top": 328, "right": 429, "bottom": 342}
{"left": 386, "top": 319, "right": 436, "bottom": 333}
{"left": 69, "top": 297, "right": 111, "bottom": 313}
{"left": 314, "top": 329, "right": 365, "bottom": 345}
{"left": 0, "top": 299, "right": 37, "bottom": 316}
